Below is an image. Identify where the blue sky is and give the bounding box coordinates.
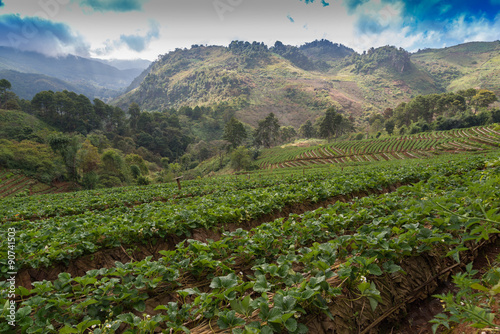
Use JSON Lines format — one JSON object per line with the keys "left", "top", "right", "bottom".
{"left": 0, "top": 0, "right": 499, "bottom": 60}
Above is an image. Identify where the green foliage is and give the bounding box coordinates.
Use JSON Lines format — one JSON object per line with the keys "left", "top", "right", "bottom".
{"left": 431, "top": 263, "right": 500, "bottom": 332}
{"left": 318, "top": 107, "right": 354, "bottom": 140}
{"left": 0, "top": 79, "right": 11, "bottom": 109}
{"left": 48, "top": 133, "right": 81, "bottom": 182}
{"left": 299, "top": 120, "right": 316, "bottom": 139}
{"left": 254, "top": 113, "right": 280, "bottom": 148}
{"left": 224, "top": 117, "right": 247, "bottom": 149}
{"left": 82, "top": 171, "right": 99, "bottom": 190}
{"left": 1, "top": 154, "right": 498, "bottom": 333}
{"left": 230, "top": 146, "right": 253, "bottom": 171}
{"left": 348, "top": 46, "right": 412, "bottom": 74}
{"left": 385, "top": 119, "right": 395, "bottom": 135}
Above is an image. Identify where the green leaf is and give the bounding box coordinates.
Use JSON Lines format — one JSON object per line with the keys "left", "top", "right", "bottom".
{"left": 16, "top": 306, "right": 31, "bottom": 318}
{"left": 59, "top": 326, "right": 78, "bottom": 334}
{"left": 77, "top": 319, "right": 101, "bottom": 332}
{"left": 261, "top": 325, "right": 274, "bottom": 334}
{"left": 358, "top": 282, "right": 370, "bottom": 293}
{"left": 470, "top": 283, "right": 489, "bottom": 293}
{"left": 253, "top": 276, "right": 273, "bottom": 293}
{"left": 274, "top": 295, "right": 296, "bottom": 312}
{"left": 284, "top": 317, "right": 298, "bottom": 332}
{"left": 268, "top": 308, "right": 283, "bottom": 323}
{"left": 301, "top": 289, "right": 317, "bottom": 300}
{"left": 367, "top": 264, "right": 382, "bottom": 276}
{"left": 210, "top": 273, "right": 238, "bottom": 289}
{"left": 368, "top": 296, "right": 378, "bottom": 312}
{"left": 133, "top": 300, "right": 146, "bottom": 312}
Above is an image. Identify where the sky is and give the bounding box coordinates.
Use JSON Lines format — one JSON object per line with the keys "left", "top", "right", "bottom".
{"left": 0, "top": 0, "right": 499, "bottom": 61}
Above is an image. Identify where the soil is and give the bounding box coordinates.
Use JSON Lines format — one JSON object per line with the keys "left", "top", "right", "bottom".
{"left": 380, "top": 236, "right": 500, "bottom": 334}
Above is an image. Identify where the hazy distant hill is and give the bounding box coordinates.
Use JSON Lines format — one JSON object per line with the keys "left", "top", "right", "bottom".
{"left": 0, "top": 47, "right": 144, "bottom": 99}
{"left": 93, "top": 58, "right": 151, "bottom": 71}
{"left": 0, "top": 70, "right": 120, "bottom": 100}
{"left": 113, "top": 41, "right": 446, "bottom": 128}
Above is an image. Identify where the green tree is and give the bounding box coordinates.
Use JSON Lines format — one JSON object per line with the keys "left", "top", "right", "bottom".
{"left": 230, "top": 146, "right": 252, "bottom": 171}
{"left": 318, "top": 107, "right": 353, "bottom": 140}
{"left": 299, "top": 120, "right": 316, "bottom": 138}
{"left": 101, "top": 149, "right": 130, "bottom": 185}
{"left": 76, "top": 140, "right": 101, "bottom": 175}
{"left": 254, "top": 113, "right": 280, "bottom": 148}
{"left": 385, "top": 119, "right": 395, "bottom": 135}
{"left": 280, "top": 126, "right": 297, "bottom": 143}
{"left": 48, "top": 134, "right": 81, "bottom": 182}
{"left": 128, "top": 102, "right": 141, "bottom": 131}
{"left": 457, "top": 88, "right": 477, "bottom": 107}
{"left": 125, "top": 154, "right": 149, "bottom": 175}
{"left": 472, "top": 90, "right": 498, "bottom": 111}
{"left": 223, "top": 117, "right": 247, "bottom": 149}
{"left": 0, "top": 79, "right": 11, "bottom": 108}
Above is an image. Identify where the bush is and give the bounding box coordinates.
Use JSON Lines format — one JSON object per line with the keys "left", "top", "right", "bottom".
{"left": 230, "top": 146, "right": 252, "bottom": 171}
{"left": 130, "top": 165, "right": 141, "bottom": 179}
{"left": 136, "top": 175, "right": 151, "bottom": 185}
{"left": 82, "top": 171, "right": 99, "bottom": 190}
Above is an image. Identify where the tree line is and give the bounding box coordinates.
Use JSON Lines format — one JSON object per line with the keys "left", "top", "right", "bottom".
{"left": 369, "top": 88, "right": 499, "bottom": 136}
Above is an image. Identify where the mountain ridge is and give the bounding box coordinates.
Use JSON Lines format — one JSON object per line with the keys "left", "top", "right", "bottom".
{"left": 111, "top": 40, "right": 499, "bottom": 128}
{"left": 0, "top": 47, "right": 145, "bottom": 100}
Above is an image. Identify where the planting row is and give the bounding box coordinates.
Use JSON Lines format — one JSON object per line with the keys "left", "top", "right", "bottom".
{"left": 2, "top": 155, "right": 498, "bottom": 333}
{"left": 3, "top": 155, "right": 482, "bottom": 273}
{"left": 258, "top": 125, "right": 500, "bottom": 169}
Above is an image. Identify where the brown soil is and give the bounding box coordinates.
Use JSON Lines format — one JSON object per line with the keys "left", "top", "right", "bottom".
{"left": 380, "top": 236, "right": 500, "bottom": 334}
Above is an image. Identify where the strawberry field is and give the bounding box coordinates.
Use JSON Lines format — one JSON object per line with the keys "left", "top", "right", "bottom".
{"left": 1, "top": 151, "right": 500, "bottom": 333}
{"left": 257, "top": 125, "right": 500, "bottom": 169}
{"left": 0, "top": 169, "right": 66, "bottom": 199}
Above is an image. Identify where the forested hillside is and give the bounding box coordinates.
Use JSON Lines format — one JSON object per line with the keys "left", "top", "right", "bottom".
{"left": 114, "top": 40, "right": 500, "bottom": 129}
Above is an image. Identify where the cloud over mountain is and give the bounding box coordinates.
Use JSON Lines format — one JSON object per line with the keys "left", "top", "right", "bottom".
{"left": 94, "top": 19, "right": 159, "bottom": 55}
{"left": 0, "top": 14, "right": 90, "bottom": 57}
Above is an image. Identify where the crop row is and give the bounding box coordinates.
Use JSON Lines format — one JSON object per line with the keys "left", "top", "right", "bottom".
{"left": 1, "top": 168, "right": 357, "bottom": 223}
{"left": 2, "top": 155, "right": 498, "bottom": 333}
{"left": 257, "top": 126, "right": 500, "bottom": 169}
{"left": 3, "top": 156, "right": 481, "bottom": 273}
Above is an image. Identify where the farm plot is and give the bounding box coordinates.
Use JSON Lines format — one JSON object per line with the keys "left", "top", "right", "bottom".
{"left": 258, "top": 125, "right": 500, "bottom": 170}
{"left": 1, "top": 153, "right": 499, "bottom": 333}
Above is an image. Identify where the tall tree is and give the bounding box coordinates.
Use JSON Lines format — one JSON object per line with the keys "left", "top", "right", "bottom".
{"left": 318, "top": 107, "right": 352, "bottom": 140}
{"left": 299, "top": 120, "right": 316, "bottom": 139}
{"left": 48, "top": 134, "right": 81, "bottom": 182}
{"left": 385, "top": 119, "right": 395, "bottom": 135}
{"left": 223, "top": 117, "right": 247, "bottom": 149}
{"left": 280, "top": 126, "right": 297, "bottom": 143}
{"left": 254, "top": 113, "right": 280, "bottom": 148}
{"left": 0, "top": 79, "right": 11, "bottom": 109}
{"left": 472, "top": 90, "right": 498, "bottom": 111}
{"left": 128, "top": 103, "right": 141, "bottom": 131}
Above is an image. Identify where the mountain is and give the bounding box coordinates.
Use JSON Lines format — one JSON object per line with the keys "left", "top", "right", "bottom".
{"left": 93, "top": 58, "right": 152, "bottom": 71}
{"left": 411, "top": 41, "right": 500, "bottom": 95}
{"left": 0, "top": 47, "right": 143, "bottom": 100}
{"left": 0, "top": 70, "right": 119, "bottom": 100}
{"left": 299, "top": 39, "right": 356, "bottom": 62}
{"left": 113, "top": 41, "right": 445, "bottom": 128}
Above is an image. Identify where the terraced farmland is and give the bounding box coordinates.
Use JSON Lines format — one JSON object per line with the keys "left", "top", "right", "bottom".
{"left": 0, "top": 169, "right": 72, "bottom": 198}
{"left": 257, "top": 125, "right": 500, "bottom": 169}
{"left": 1, "top": 151, "right": 500, "bottom": 333}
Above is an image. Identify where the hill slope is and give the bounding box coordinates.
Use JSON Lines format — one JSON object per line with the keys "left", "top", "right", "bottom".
{"left": 411, "top": 41, "right": 500, "bottom": 95}
{"left": 0, "top": 70, "right": 117, "bottom": 100}
{"left": 114, "top": 42, "right": 443, "bottom": 128}
{"left": 114, "top": 41, "right": 500, "bottom": 128}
